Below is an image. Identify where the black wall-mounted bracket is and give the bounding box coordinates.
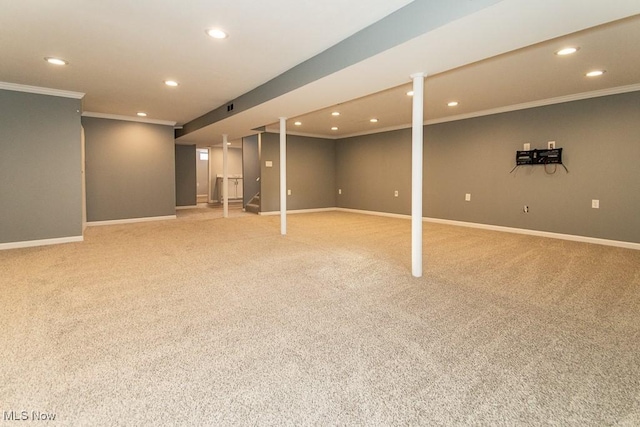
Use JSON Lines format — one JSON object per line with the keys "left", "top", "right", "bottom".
{"left": 510, "top": 148, "right": 568, "bottom": 173}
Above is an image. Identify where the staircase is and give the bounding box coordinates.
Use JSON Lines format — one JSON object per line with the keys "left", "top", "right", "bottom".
{"left": 245, "top": 192, "right": 260, "bottom": 214}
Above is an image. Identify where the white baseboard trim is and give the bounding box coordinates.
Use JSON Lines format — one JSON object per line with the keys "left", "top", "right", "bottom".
{"left": 337, "top": 208, "right": 411, "bottom": 220}
{"left": 0, "top": 235, "right": 83, "bottom": 251}
{"left": 423, "top": 217, "right": 640, "bottom": 250}
{"left": 259, "top": 207, "right": 337, "bottom": 216}
{"left": 86, "top": 215, "right": 177, "bottom": 226}
{"left": 334, "top": 207, "right": 639, "bottom": 250}
{"left": 175, "top": 205, "right": 198, "bottom": 210}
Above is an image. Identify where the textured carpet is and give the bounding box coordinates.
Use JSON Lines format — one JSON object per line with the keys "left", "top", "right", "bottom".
{"left": 1, "top": 211, "right": 639, "bottom": 426}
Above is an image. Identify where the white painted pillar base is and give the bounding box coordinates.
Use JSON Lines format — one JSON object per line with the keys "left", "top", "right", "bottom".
{"left": 411, "top": 72, "right": 426, "bottom": 277}
{"left": 222, "top": 134, "right": 229, "bottom": 218}
{"left": 279, "top": 117, "right": 287, "bottom": 235}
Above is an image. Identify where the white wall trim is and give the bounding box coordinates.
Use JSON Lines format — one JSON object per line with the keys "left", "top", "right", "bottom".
{"left": 260, "top": 207, "right": 337, "bottom": 216}
{"left": 86, "top": 215, "right": 177, "bottom": 226}
{"left": 339, "top": 84, "right": 640, "bottom": 140}
{"left": 0, "top": 235, "right": 83, "bottom": 251}
{"left": 424, "top": 83, "right": 640, "bottom": 127}
{"left": 82, "top": 111, "right": 177, "bottom": 127}
{"left": 334, "top": 208, "right": 639, "bottom": 250}
{"left": 423, "top": 217, "right": 640, "bottom": 250}
{"left": 0, "top": 81, "right": 85, "bottom": 99}
{"left": 264, "top": 127, "right": 339, "bottom": 140}
{"left": 336, "top": 207, "right": 411, "bottom": 220}
{"left": 175, "top": 205, "right": 198, "bottom": 210}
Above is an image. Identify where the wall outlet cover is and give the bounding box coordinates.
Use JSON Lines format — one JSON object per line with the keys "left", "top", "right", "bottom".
{"left": 265, "top": 160, "right": 273, "bottom": 167}
{"left": 592, "top": 199, "right": 599, "bottom": 209}
{"left": 465, "top": 193, "right": 471, "bottom": 201}
{"left": 548, "top": 141, "right": 556, "bottom": 149}
{"left": 524, "top": 143, "right": 531, "bottom": 151}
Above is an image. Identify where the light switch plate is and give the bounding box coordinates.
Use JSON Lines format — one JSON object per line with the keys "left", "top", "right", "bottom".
{"left": 265, "top": 160, "right": 273, "bottom": 167}
{"left": 524, "top": 143, "right": 531, "bottom": 151}
{"left": 465, "top": 193, "right": 471, "bottom": 201}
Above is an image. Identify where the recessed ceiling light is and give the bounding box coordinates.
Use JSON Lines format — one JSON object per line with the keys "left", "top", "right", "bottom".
{"left": 137, "top": 112, "right": 147, "bottom": 117}
{"left": 406, "top": 91, "right": 414, "bottom": 96}
{"left": 586, "top": 70, "right": 605, "bottom": 77}
{"left": 164, "top": 80, "right": 179, "bottom": 87}
{"left": 45, "top": 57, "right": 68, "bottom": 66}
{"left": 556, "top": 47, "right": 579, "bottom": 56}
{"left": 294, "top": 121, "right": 302, "bottom": 126}
{"left": 206, "top": 29, "right": 228, "bottom": 39}
{"left": 447, "top": 101, "right": 459, "bottom": 107}
{"left": 331, "top": 112, "right": 340, "bottom": 116}
{"left": 331, "top": 127, "right": 338, "bottom": 131}
{"left": 370, "top": 118, "right": 378, "bottom": 123}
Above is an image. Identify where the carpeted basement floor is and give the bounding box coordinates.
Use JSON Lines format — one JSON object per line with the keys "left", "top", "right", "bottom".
{"left": 1, "top": 211, "right": 639, "bottom": 426}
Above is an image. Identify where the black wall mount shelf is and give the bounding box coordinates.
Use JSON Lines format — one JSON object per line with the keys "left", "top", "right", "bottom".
{"left": 511, "top": 148, "right": 568, "bottom": 173}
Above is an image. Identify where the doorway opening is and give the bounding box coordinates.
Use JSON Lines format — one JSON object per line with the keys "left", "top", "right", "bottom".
{"left": 209, "top": 144, "right": 244, "bottom": 205}
{"left": 196, "top": 148, "right": 209, "bottom": 205}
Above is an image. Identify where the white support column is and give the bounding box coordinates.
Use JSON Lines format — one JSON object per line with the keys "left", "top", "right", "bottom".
{"left": 279, "top": 117, "right": 287, "bottom": 235}
{"left": 222, "top": 134, "right": 229, "bottom": 218}
{"left": 411, "top": 72, "right": 426, "bottom": 277}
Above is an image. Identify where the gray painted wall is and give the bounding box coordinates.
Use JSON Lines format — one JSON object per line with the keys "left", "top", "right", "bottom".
{"left": 83, "top": 117, "right": 176, "bottom": 221}
{"left": 336, "top": 91, "right": 640, "bottom": 243}
{"left": 242, "top": 135, "right": 260, "bottom": 206}
{"left": 261, "top": 133, "right": 336, "bottom": 212}
{"left": 175, "top": 144, "right": 196, "bottom": 207}
{"left": 0, "top": 89, "right": 82, "bottom": 244}
{"left": 336, "top": 129, "right": 411, "bottom": 215}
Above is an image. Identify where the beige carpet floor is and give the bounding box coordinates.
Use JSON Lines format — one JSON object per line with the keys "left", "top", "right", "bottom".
{"left": 1, "top": 211, "right": 639, "bottom": 426}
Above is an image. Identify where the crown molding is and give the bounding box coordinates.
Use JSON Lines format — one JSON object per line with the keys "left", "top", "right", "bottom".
{"left": 0, "top": 81, "right": 85, "bottom": 99}
{"left": 263, "top": 126, "right": 341, "bottom": 140}
{"left": 424, "top": 83, "right": 640, "bottom": 127}
{"left": 82, "top": 112, "right": 177, "bottom": 127}
{"left": 339, "top": 84, "right": 640, "bottom": 140}
{"left": 339, "top": 123, "right": 412, "bottom": 139}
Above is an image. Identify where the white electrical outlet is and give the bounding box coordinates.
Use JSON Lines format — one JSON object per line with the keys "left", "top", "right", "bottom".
{"left": 287, "top": 189, "right": 291, "bottom": 196}
{"left": 592, "top": 199, "right": 599, "bottom": 209}
{"left": 523, "top": 205, "right": 529, "bottom": 213}
{"left": 465, "top": 193, "right": 471, "bottom": 201}
{"left": 548, "top": 141, "right": 556, "bottom": 149}
{"left": 265, "top": 160, "right": 273, "bottom": 167}
{"left": 394, "top": 190, "right": 399, "bottom": 197}
{"left": 524, "top": 143, "right": 531, "bottom": 151}
{"left": 338, "top": 189, "right": 342, "bottom": 195}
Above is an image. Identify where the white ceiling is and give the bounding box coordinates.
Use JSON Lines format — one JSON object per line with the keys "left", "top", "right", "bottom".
{"left": 1, "top": 1, "right": 639, "bottom": 147}
{"left": 0, "top": 0, "right": 412, "bottom": 124}
{"left": 274, "top": 15, "right": 640, "bottom": 139}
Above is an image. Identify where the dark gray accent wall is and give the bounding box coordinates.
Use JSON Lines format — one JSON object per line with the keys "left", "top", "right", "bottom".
{"left": 260, "top": 133, "right": 336, "bottom": 212}
{"left": 336, "top": 91, "right": 640, "bottom": 243}
{"left": 0, "top": 89, "right": 82, "bottom": 244}
{"left": 175, "top": 144, "right": 196, "bottom": 207}
{"left": 242, "top": 135, "right": 260, "bottom": 206}
{"left": 83, "top": 117, "right": 176, "bottom": 221}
